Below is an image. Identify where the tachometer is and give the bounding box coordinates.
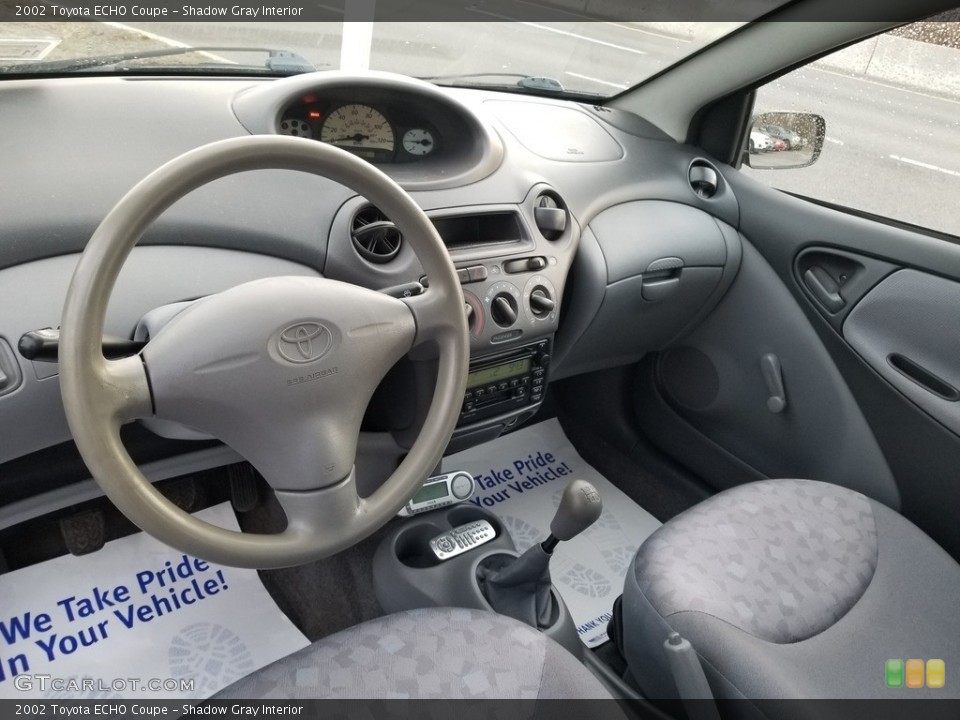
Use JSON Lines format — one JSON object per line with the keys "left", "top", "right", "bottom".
{"left": 320, "top": 104, "right": 395, "bottom": 158}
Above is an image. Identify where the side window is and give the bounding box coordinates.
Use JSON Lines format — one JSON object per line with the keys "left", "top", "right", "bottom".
{"left": 741, "top": 16, "right": 960, "bottom": 238}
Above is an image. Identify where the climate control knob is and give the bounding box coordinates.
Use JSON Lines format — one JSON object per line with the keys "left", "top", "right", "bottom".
{"left": 529, "top": 287, "right": 555, "bottom": 317}
{"left": 491, "top": 293, "right": 519, "bottom": 327}
{"left": 523, "top": 275, "right": 558, "bottom": 324}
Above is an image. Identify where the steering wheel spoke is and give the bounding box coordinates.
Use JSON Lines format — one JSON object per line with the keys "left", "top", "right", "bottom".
{"left": 274, "top": 471, "right": 369, "bottom": 551}
{"left": 101, "top": 355, "right": 154, "bottom": 423}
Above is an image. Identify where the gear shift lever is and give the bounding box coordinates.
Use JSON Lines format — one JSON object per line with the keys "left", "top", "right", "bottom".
{"left": 477, "top": 479, "right": 602, "bottom": 629}
{"left": 542, "top": 479, "right": 603, "bottom": 553}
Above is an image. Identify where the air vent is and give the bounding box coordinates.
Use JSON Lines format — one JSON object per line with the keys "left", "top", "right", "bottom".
{"left": 533, "top": 192, "right": 567, "bottom": 241}
{"left": 688, "top": 160, "right": 719, "bottom": 199}
{"left": 351, "top": 206, "right": 402, "bottom": 264}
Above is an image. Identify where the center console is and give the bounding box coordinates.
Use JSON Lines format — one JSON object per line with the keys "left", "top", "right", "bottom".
{"left": 438, "top": 187, "right": 575, "bottom": 446}
{"left": 372, "top": 504, "right": 583, "bottom": 657}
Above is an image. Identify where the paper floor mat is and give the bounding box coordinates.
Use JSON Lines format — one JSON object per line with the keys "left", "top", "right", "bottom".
{"left": 0, "top": 503, "right": 308, "bottom": 699}
{"left": 444, "top": 418, "right": 661, "bottom": 648}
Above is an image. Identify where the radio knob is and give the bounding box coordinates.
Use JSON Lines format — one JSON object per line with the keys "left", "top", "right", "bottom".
{"left": 491, "top": 294, "right": 519, "bottom": 327}
{"left": 529, "top": 287, "right": 555, "bottom": 317}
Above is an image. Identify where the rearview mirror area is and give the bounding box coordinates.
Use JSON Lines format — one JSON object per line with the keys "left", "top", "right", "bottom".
{"left": 744, "top": 112, "right": 826, "bottom": 170}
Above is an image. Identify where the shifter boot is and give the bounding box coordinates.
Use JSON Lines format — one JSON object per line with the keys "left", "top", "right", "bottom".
{"left": 477, "top": 543, "right": 554, "bottom": 628}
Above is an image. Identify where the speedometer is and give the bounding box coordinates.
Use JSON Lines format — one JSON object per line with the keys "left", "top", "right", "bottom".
{"left": 320, "top": 104, "right": 395, "bottom": 159}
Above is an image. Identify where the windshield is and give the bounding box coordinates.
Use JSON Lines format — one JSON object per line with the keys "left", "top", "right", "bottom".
{"left": 0, "top": 21, "right": 746, "bottom": 96}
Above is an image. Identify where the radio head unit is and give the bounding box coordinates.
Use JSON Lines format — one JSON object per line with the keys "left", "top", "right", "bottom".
{"left": 459, "top": 338, "right": 550, "bottom": 427}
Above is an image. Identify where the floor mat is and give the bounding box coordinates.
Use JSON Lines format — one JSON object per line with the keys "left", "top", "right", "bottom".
{"left": 0, "top": 503, "right": 308, "bottom": 699}
{"left": 444, "top": 418, "right": 661, "bottom": 647}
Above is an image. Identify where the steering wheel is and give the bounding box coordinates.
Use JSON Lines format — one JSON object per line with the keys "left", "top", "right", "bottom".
{"left": 58, "top": 136, "right": 469, "bottom": 569}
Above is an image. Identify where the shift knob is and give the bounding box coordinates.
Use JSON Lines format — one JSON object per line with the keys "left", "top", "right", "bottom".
{"left": 550, "top": 479, "right": 603, "bottom": 541}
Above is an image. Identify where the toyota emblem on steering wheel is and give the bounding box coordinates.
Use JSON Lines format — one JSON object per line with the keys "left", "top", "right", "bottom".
{"left": 277, "top": 322, "right": 332, "bottom": 364}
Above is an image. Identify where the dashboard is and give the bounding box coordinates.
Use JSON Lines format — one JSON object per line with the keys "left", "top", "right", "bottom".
{"left": 0, "top": 70, "right": 743, "bottom": 526}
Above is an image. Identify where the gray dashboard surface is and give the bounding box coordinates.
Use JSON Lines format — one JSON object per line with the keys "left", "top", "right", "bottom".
{"left": 0, "top": 77, "right": 344, "bottom": 271}
{"left": 0, "top": 75, "right": 737, "bottom": 272}
{"left": 553, "top": 201, "right": 741, "bottom": 379}
{"left": 485, "top": 100, "right": 623, "bottom": 162}
{"left": 0, "top": 70, "right": 745, "bottom": 514}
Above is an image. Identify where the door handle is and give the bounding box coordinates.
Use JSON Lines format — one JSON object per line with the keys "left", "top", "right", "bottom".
{"left": 888, "top": 354, "right": 960, "bottom": 402}
{"left": 803, "top": 266, "right": 845, "bottom": 313}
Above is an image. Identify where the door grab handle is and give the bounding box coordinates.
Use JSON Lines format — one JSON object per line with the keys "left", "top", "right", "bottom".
{"left": 887, "top": 354, "right": 960, "bottom": 402}
{"left": 760, "top": 353, "right": 787, "bottom": 413}
{"left": 803, "top": 267, "right": 845, "bottom": 313}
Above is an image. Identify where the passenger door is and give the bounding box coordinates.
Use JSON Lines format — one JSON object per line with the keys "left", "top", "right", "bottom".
{"left": 634, "top": 20, "right": 960, "bottom": 560}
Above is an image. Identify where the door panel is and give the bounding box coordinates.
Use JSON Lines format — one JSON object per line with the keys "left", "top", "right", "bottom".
{"left": 845, "top": 269, "right": 960, "bottom": 433}
{"left": 692, "top": 171, "right": 960, "bottom": 560}
{"left": 794, "top": 247, "right": 898, "bottom": 330}
{"left": 636, "top": 238, "right": 900, "bottom": 508}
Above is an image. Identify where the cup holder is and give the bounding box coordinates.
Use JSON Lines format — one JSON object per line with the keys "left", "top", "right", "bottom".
{"left": 373, "top": 504, "right": 523, "bottom": 617}
{"left": 394, "top": 522, "right": 445, "bottom": 569}
{"left": 390, "top": 506, "right": 509, "bottom": 570}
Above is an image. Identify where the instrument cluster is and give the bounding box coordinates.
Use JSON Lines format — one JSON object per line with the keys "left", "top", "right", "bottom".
{"left": 279, "top": 99, "right": 439, "bottom": 164}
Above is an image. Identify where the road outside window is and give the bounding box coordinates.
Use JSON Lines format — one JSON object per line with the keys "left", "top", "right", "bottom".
{"left": 742, "top": 16, "right": 960, "bottom": 239}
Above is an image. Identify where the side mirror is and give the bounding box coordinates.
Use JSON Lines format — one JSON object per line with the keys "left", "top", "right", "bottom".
{"left": 743, "top": 112, "right": 826, "bottom": 170}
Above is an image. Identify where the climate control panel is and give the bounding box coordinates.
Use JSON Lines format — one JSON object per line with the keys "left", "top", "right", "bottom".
{"left": 455, "top": 257, "right": 562, "bottom": 351}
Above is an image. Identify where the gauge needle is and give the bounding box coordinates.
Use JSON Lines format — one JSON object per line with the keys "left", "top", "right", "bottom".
{"left": 332, "top": 134, "right": 370, "bottom": 143}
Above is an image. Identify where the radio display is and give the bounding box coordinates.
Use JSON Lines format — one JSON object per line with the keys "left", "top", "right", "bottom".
{"left": 466, "top": 357, "right": 532, "bottom": 389}
{"left": 412, "top": 480, "right": 448, "bottom": 503}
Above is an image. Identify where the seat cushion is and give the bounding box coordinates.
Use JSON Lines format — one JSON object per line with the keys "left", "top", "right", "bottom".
{"left": 634, "top": 478, "right": 878, "bottom": 643}
{"left": 622, "top": 479, "right": 960, "bottom": 701}
{"left": 213, "top": 607, "right": 613, "bottom": 699}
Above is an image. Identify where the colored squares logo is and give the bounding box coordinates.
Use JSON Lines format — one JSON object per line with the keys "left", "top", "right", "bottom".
{"left": 885, "top": 659, "right": 903, "bottom": 687}
{"left": 885, "top": 658, "right": 945, "bottom": 688}
{"left": 928, "top": 659, "right": 946, "bottom": 689}
{"left": 906, "top": 659, "right": 924, "bottom": 688}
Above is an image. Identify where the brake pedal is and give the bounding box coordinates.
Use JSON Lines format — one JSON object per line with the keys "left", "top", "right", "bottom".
{"left": 60, "top": 510, "right": 106, "bottom": 556}
{"left": 162, "top": 476, "right": 199, "bottom": 512}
